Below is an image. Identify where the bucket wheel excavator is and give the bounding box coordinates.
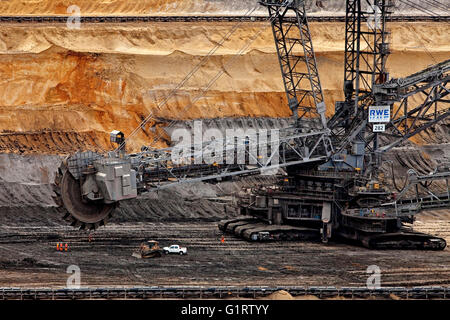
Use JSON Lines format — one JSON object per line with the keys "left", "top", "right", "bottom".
{"left": 53, "top": 0, "right": 449, "bottom": 249}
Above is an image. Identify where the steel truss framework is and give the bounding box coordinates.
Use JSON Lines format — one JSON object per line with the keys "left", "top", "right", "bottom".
{"left": 337, "top": 1, "right": 449, "bottom": 168}
{"left": 130, "top": 128, "right": 332, "bottom": 190}
{"left": 344, "top": 0, "right": 393, "bottom": 112}
{"left": 329, "top": 0, "right": 393, "bottom": 157}
{"left": 388, "top": 169, "right": 450, "bottom": 216}
{"left": 260, "top": 0, "right": 327, "bottom": 127}
{"left": 358, "top": 59, "right": 450, "bottom": 153}
{"left": 67, "top": 128, "right": 333, "bottom": 194}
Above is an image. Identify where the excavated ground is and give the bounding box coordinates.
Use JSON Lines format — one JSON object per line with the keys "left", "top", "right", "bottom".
{"left": 0, "top": 213, "right": 449, "bottom": 288}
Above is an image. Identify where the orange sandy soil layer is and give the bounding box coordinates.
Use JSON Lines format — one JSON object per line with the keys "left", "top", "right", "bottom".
{"left": 0, "top": 0, "right": 443, "bottom": 16}
{"left": 0, "top": 21, "right": 448, "bottom": 153}
{"left": 0, "top": 0, "right": 223, "bottom": 16}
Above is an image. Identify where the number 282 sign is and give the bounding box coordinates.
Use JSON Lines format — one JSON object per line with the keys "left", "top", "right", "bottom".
{"left": 369, "top": 105, "right": 390, "bottom": 123}
{"left": 373, "top": 124, "right": 385, "bottom": 132}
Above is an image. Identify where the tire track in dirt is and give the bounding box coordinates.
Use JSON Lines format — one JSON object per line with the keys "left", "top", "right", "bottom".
{"left": 0, "top": 220, "right": 449, "bottom": 287}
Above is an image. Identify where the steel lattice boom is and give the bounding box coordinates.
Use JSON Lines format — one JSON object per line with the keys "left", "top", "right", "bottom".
{"left": 260, "top": 0, "right": 327, "bottom": 128}
{"left": 344, "top": 0, "right": 393, "bottom": 111}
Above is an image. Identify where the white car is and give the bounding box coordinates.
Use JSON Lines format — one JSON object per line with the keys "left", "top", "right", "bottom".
{"left": 163, "top": 245, "right": 187, "bottom": 255}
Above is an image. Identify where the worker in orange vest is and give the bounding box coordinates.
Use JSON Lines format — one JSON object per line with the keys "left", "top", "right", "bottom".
{"left": 65, "top": 243, "right": 69, "bottom": 252}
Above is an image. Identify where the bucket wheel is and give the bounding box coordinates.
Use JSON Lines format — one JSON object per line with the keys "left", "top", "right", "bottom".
{"left": 52, "top": 162, "right": 116, "bottom": 230}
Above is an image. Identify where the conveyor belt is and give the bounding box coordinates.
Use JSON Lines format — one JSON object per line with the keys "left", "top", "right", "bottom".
{"left": 0, "top": 15, "right": 448, "bottom": 24}
{"left": 0, "top": 286, "right": 448, "bottom": 300}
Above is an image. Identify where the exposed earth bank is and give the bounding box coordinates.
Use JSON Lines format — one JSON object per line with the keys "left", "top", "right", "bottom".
{"left": 0, "top": 21, "right": 448, "bottom": 152}
{"left": 0, "top": 0, "right": 446, "bottom": 16}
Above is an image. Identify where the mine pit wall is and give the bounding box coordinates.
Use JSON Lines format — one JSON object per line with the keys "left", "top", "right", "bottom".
{"left": 0, "top": 22, "right": 448, "bottom": 153}
{"left": 0, "top": 0, "right": 446, "bottom": 16}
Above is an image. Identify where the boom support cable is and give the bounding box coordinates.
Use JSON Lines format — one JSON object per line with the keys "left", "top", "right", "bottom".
{"left": 115, "top": 0, "right": 296, "bottom": 154}
{"left": 114, "top": 3, "right": 261, "bottom": 151}
{"left": 398, "top": 0, "right": 447, "bottom": 17}
{"left": 394, "top": 0, "right": 449, "bottom": 64}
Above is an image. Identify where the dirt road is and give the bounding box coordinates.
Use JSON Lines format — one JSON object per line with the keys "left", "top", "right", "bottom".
{"left": 0, "top": 212, "right": 449, "bottom": 288}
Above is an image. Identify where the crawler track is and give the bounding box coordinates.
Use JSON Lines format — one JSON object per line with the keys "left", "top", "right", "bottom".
{"left": 0, "top": 15, "right": 448, "bottom": 24}
{"left": 1, "top": 286, "right": 449, "bottom": 300}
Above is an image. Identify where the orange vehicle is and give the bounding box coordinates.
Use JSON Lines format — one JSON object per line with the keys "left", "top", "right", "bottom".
{"left": 138, "top": 240, "right": 163, "bottom": 258}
